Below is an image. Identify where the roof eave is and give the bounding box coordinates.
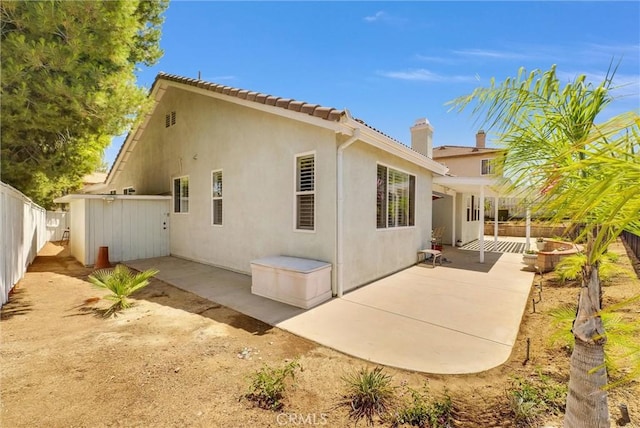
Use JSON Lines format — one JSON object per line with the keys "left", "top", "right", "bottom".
{"left": 343, "top": 119, "right": 448, "bottom": 176}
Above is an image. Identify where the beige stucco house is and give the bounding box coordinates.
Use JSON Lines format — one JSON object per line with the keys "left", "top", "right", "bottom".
{"left": 102, "top": 73, "right": 447, "bottom": 297}
{"left": 432, "top": 131, "right": 503, "bottom": 178}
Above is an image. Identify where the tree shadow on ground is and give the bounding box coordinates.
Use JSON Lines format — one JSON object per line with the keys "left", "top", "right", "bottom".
{"left": 0, "top": 288, "right": 32, "bottom": 321}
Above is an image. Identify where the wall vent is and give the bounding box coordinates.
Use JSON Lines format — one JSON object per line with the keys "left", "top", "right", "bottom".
{"left": 165, "top": 111, "right": 176, "bottom": 128}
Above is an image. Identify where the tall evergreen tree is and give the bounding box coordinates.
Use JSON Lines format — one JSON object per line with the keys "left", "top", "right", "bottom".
{"left": 1, "top": 0, "right": 168, "bottom": 207}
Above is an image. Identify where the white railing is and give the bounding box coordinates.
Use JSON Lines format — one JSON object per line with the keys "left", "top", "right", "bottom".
{"left": 1, "top": 182, "right": 47, "bottom": 306}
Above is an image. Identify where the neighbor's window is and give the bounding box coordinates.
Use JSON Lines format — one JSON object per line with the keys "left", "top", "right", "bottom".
{"left": 123, "top": 187, "right": 135, "bottom": 195}
{"left": 173, "top": 176, "right": 189, "bottom": 213}
{"left": 481, "top": 159, "right": 495, "bottom": 175}
{"left": 212, "top": 170, "right": 223, "bottom": 225}
{"left": 377, "top": 164, "right": 415, "bottom": 229}
{"left": 108, "top": 189, "right": 116, "bottom": 195}
{"left": 295, "top": 153, "right": 315, "bottom": 231}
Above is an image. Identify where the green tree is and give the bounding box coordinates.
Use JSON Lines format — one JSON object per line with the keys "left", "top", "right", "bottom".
{"left": 449, "top": 65, "right": 640, "bottom": 427}
{"left": 1, "top": 0, "right": 167, "bottom": 208}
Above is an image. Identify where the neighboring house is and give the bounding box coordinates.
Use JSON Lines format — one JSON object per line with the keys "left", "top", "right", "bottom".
{"left": 432, "top": 131, "right": 503, "bottom": 178}
{"left": 430, "top": 131, "right": 514, "bottom": 246}
{"left": 100, "top": 72, "right": 447, "bottom": 296}
{"left": 433, "top": 132, "right": 526, "bottom": 222}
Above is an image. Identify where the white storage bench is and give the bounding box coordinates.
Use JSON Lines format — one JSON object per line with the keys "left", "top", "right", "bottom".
{"left": 250, "top": 256, "right": 332, "bottom": 309}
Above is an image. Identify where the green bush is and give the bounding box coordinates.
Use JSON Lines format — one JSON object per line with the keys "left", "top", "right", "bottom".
{"left": 246, "top": 360, "right": 300, "bottom": 410}
{"left": 392, "top": 384, "right": 454, "bottom": 428}
{"left": 507, "top": 373, "right": 566, "bottom": 426}
{"left": 341, "top": 366, "right": 396, "bottom": 425}
{"left": 88, "top": 264, "right": 158, "bottom": 316}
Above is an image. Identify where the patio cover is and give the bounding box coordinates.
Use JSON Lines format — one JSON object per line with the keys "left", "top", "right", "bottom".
{"left": 432, "top": 175, "right": 532, "bottom": 262}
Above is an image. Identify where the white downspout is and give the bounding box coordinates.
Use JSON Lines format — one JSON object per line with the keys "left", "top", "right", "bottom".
{"left": 336, "top": 128, "right": 361, "bottom": 297}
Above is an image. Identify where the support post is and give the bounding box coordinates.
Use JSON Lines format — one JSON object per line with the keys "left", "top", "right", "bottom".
{"left": 525, "top": 205, "right": 532, "bottom": 251}
{"left": 479, "top": 186, "right": 485, "bottom": 263}
{"left": 494, "top": 195, "right": 499, "bottom": 252}
{"left": 451, "top": 191, "right": 456, "bottom": 246}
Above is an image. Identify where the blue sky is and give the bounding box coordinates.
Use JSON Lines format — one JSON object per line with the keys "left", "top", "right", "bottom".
{"left": 106, "top": 1, "right": 640, "bottom": 167}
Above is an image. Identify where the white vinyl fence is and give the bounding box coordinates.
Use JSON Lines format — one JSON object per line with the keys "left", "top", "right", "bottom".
{"left": 1, "top": 182, "right": 47, "bottom": 306}
{"left": 46, "top": 211, "right": 70, "bottom": 241}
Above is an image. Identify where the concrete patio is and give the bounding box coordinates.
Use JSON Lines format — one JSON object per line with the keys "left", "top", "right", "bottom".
{"left": 126, "top": 244, "right": 534, "bottom": 374}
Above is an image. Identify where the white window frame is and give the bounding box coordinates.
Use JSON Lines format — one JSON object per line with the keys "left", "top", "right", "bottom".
{"left": 294, "top": 151, "right": 316, "bottom": 233}
{"left": 172, "top": 176, "right": 189, "bottom": 214}
{"left": 108, "top": 189, "right": 116, "bottom": 195}
{"left": 122, "top": 186, "right": 135, "bottom": 195}
{"left": 211, "top": 169, "right": 223, "bottom": 226}
{"left": 481, "top": 158, "right": 494, "bottom": 175}
{"left": 376, "top": 162, "right": 416, "bottom": 230}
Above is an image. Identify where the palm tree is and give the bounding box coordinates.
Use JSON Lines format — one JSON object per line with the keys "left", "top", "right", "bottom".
{"left": 449, "top": 64, "right": 640, "bottom": 427}
{"left": 88, "top": 264, "right": 159, "bottom": 315}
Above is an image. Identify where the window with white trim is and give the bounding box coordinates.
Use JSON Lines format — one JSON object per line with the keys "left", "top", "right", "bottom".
{"left": 377, "top": 164, "right": 415, "bottom": 228}
{"left": 108, "top": 189, "right": 116, "bottom": 195}
{"left": 481, "top": 159, "right": 495, "bottom": 175}
{"left": 295, "top": 153, "right": 315, "bottom": 231}
{"left": 123, "top": 187, "right": 135, "bottom": 195}
{"left": 173, "top": 176, "right": 189, "bottom": 213}
{"left": 211, "top": 170, "right": 223, "bottom": 225}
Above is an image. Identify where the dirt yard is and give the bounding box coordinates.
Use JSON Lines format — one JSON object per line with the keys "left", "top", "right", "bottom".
{"left": 1, "top": 241, "right": 638, "bottom": 427}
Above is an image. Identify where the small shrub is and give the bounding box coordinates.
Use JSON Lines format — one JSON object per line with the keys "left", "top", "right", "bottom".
{"left": 392, "top": 384, "right": 454, "bottom": 428}
{"left": 393, "top": 385, "right": 430, "bottom": 427}
{"left": 88, "top": 265, "right": 158, "bottom": 316}
{"left": 341, "top": 366, "right": 396, "bottom": 425}
{"left": 507, "top": 372, "right": 566, "bottom": 426}
{"left": 246, "top": 359, "right": 300, "bottom": 410}
{"left": 428, "top": 392, "right": 454, "bottom": 428}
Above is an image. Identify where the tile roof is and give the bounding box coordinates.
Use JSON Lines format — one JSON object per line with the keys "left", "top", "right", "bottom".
{"left": 156, "top": 72, "right": 346, "bottom": 122}
{"left": 106, "top": 72, "right": 448, "bottom": 185}
{"left": 432, "top": 145, "right": 502, "bottom": 159}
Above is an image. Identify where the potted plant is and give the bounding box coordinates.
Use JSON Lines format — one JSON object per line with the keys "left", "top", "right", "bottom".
{"left": 522, "top": 250, "right": 538, "bottom": 270}
{"left": 535, "top": 237, "right": 546, "bottom": 251}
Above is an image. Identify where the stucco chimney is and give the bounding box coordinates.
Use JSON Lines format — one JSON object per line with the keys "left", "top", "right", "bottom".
{"left": 476, "top": 130, "right": 486, "bottom": 148}
{"left": 410, "top": 118, "right": 434, "bottom": 158}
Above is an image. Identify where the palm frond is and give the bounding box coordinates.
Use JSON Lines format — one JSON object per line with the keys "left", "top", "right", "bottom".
{"left": 87, "top": 264, "right": 158, "bottom": 316}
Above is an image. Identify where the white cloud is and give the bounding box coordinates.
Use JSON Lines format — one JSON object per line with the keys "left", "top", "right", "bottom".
{"left": 364, "top": 11, "right": 386, "bottom": 22}
{"left": 452, "top": 48, "right": 529, "bottom": 60}
{"left": 363, "top": 10, "right": 406, "bottom": 25}
{"left": 414, "top": 54, "right": 459, "bottom": 65}
{"left": 379, "top": 69, "right": 476, "bottom": 83}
